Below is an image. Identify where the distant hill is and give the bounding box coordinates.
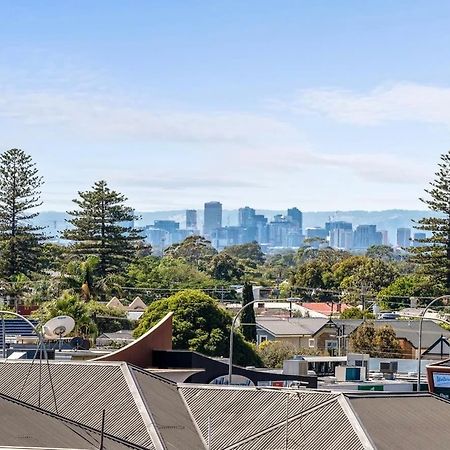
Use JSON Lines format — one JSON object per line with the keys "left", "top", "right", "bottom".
{"left": 34, "top": 209, "right": 437, "bottom": 244}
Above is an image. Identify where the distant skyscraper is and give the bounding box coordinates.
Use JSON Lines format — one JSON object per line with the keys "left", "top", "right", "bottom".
{"left": 154, "top": 220, "right": 179, "bottom": 234}
{"left": 186, "top": 209, "right": 197, "bottom": 229}
{"left": 353, "top": 225, "right": 382, "bottom": 249}
{"left": 379, "top": 230, "right": 389, "bottom": 246}
{"left": 325, "top": 221, "right": 352, "bottom": 233}
{"left": 287, "top": 207, "right": 303, "bottom": 231}
{"left": 203, "top": 201, "right": 222, "bottom": 236}
{"left": 238, "top": 206, "right": 256, "bottom": 227}
{"left": 330, "top": 229, "right": 353, "bottom": 250}
{"left": 397, "top": 228, "right": 411, "bottom": 248}
{"left": 306, "top": 227, "right": 328, "bottom": 240}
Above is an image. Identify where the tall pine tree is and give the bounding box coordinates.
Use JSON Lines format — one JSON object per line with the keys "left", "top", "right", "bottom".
{"left": 410, "top": 150, "right": 450, "bottom": 293}
{"left": 240, "top": 282, "right": 256, "bottom": 342}
{"left": 0, "top": 149, "right": 46, "bottom": 279}
{"left": 63, "top": 180, "right": 143, "bottom": 278}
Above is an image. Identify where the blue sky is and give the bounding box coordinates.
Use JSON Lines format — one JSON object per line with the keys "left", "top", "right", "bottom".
{"left": 1, "top": 1, "right": 449, "bottom": 211}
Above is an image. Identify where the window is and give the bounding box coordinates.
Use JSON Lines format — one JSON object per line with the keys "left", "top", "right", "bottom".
{"left": 308, "top": 338, "right": 315, "bottom": 348}
{"left": 259, "top": 335, "right": 268, "bottom": 344}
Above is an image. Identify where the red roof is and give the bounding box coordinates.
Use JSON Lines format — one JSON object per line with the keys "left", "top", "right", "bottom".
{"left": 300, "top": 302, "right": 350, "bottom": 315}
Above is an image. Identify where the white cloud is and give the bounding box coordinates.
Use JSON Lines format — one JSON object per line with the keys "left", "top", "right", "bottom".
{"left": 293, "top": 82, "right": 450, "bottom": 126}
{"left": 0, "top": 90, "right": 293, "bottom": 143}
{"left": 252, "top": 144, "right": 426, "bottom": 185}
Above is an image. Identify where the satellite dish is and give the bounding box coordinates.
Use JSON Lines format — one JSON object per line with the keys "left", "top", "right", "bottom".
{"left": 43, "top": 316, "right": 75, "bottom": 340}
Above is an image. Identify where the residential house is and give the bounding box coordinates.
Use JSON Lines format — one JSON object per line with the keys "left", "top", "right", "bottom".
{"left": 256, "top": 317, "right": 340, "bottom": 353}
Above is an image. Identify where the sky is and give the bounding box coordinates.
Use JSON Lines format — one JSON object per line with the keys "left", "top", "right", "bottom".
{"left": 1, "top": 0, "right": 449, "bottom": 211}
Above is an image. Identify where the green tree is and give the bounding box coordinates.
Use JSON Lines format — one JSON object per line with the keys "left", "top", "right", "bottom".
{"left": 134, "top": 289, "right": 261, "bottom": 366}
{"left": 339, "top": 307, "right": 374, "bottom": 320}
{"left": 257, "top": 340, "right": 322, "bottom": 368}
{"left": 0, "top": 148, "right": 46, "bottom": 279}
{"left": 340, "top": 258, "right": 399, "bottom": 305}
{"left": 223, "top": 242, "right": 265, "bottom": 266}
{"left": 164, "top": 235, "right": 217, "bottom": 271}
{"left": 86, "top": 301, "right": 131, "bottom": 335}
{"left": 373, "top": 325, "right": 402, "bottom": 358}
{"left": 350, "top": 322, "right": 401, "bottom": 357}
{"left": 377, "top": 274, "right": 442, "bottom": 309}
{"left": 332, "top": 256, "right": 368, "bottom": 286}
{"left": 63, "top": 180, "right": 143, "bottom": 279}
{"left": 127, "top": 256, "right": 216, "bottom": 290}
{"left": 257, "top": 340, "right": 296, "bottom": 368}
{"left": 291, "top": 259, "right": 334, "bottom": 290}
{"left": 410, "top": 151, "right": 450, "bottom": 292}
{"left": 209, "top": 253, "right": 245, "bottom": 282}
{"left": 34, "top": 291, "right": 96, "bottom": 336}
{"left": 240, "top": 283, "right": 256, "bottom": 342}
{"left": 366, "top": 245, "right": 396, "bottom": 261}
{"left": 350, "top": 321, "right": 376, "bottom": 354}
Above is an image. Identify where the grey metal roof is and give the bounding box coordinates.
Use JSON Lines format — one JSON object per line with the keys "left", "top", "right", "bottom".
{"left": 0, "top": 392, "right": 142, "bottom": 450}
{"left": 179, "top": 385, "right": 365, "bottom": 450}
{"left": 0, "top": 360, "right": 207, "bottom": 450}
{"left": 131, "top": 367, "right": 206, "bottom": 449}
{"left": 346, "top": 393, "right": 450, "bottom": 450}
{"left": 0, "top": 361, "right": 157, "bottom": 448}
{"left": 256, "top": 318, "right": 331, "bottom": 337}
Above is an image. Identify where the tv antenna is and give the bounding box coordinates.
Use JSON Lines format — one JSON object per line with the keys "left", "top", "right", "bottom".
{"left": 16, "top": 315, "right": 75, "bottom": 414}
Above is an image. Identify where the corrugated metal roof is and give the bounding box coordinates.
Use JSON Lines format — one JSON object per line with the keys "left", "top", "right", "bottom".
{"left": 179, "top": 386, "right": 365, "bottom": 450}
{"left": 0, "top": 392, "right": 144, "bottom": 450}
{"left": 0, "top": 361, "right": 156, "bottom": 448}
{"left": 346, "top": 393, "right": 450, "bottom": 450}
{"left": 130, "top": 367, "right": 206, "bottom": 449}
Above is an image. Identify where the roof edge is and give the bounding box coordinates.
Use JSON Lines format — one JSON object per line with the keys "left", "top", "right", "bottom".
{"left": 121, "top": 364, "right": 167, "bottom": 450}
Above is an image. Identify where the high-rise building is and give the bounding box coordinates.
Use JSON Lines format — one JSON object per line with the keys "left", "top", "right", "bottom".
{"left": 353, "top": 225, "right": 382, "bottom": 249}
{"left": 186, "top": 209, "right": 197, "bottom": 229}
{"left": 154, "top": 220, "right": 179, "bottom": 234}
{"left": 330, "top": 229, "right": 353, "bottom": 250}
{"left": 203, "top": 201, "right": 222, "bottom": 236}
{"left": 254, "top": 214, "right": 268, "bottom": 243}
{"left": 397, "top": 228, "right": 411, "bottom": 248}
{"left": 287, "top": 207, "right": 303, "bottom": 231}
{"left": 325, "top": 221, "right": 352, "bottom": 234}
{"left": 238, "top": 206, "right": 256, "bottom": 227}
{"left": 379, "top": 230, "right": 389, "bottom": 246}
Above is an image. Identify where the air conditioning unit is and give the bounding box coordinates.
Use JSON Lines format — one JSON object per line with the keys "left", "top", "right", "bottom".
{"left": 283, "top": 358, "right": 308, "bottom": 376}
{"left": 335, "top": 366, "right": 366, "bottom": 382}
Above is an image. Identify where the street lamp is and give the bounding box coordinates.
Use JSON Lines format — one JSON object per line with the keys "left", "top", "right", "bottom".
{"left": 228, "top": 299, "right": 260, "bottom": 384}
{"left": 417, "top": 295, "right": 450, "bottom": 388}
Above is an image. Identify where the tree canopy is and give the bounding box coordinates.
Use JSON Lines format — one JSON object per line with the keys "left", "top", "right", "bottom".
{"left": 350, "top": 322, "right": 401, "bottom": 357}
{"left": 0, "top": 148, "right": 46, "bottom": 280}
{"left": 241, "top": 283, "right": 256, "bottom": 342}
{"left": 164, "top": 235, "right": 217, "bottom": 271}
{"left": 134, "top": 289, "right": 261, "bottom": 366}
{"left": 410, "top": 150, "right": 450, "bottom": 292}
{"left": 63, "top": 180, "right": 144, "bottom": 278}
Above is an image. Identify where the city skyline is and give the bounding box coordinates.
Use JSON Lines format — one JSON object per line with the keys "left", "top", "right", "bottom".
{"left": 1, "top": 2, "right": 450, "bottom": 211}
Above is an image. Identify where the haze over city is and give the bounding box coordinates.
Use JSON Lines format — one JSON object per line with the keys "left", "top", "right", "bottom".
{"left": 1, "top": 1, "right": 449, "bottom": 211}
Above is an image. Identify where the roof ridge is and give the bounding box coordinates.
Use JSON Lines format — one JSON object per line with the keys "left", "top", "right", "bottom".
{"left": 127, "top": 364, "right": 177, "bottom": 387}
{"left": 121, "top": 364, "right": 166, "bottom": 450}
{"left": 337, "top": 395, "right": 376, "bottom": 450}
